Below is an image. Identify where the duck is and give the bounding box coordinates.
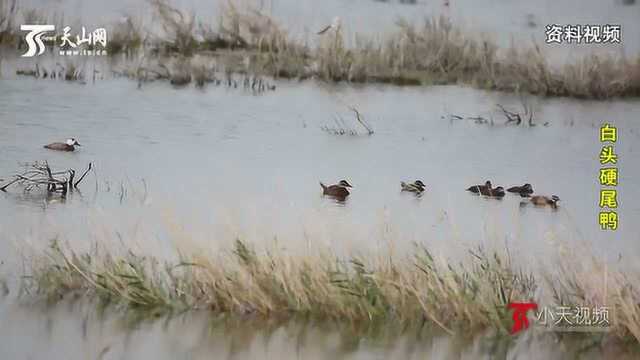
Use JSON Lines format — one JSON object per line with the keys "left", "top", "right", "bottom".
{"left": 487, "top": 186, "right": 506, "bottom": 198}
{"left": 44, "top": 138, "right": 81, "bottom": 152}
{"left": 529, "top": 195, "right": 560, "bottom": 209}
{"left": 507, "top": 183, "right": 534, "bottom": 197}
{"left": 320, "top": 180, "right": 352, "bottom": 199}
{"left": 401, "top": 180, "right": 426, "bottom": 194}
{"left": 467, "top": 180, "right": 492, "bottom": 194}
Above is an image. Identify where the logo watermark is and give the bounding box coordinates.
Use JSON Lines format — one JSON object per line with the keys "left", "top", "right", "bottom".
{"left": 509, "top": 302, "right": 538, "bottom": 334}
{"left": 509, "top": 302, "right": 612, "bottom": 334}
{"left": 20, "top": 25, "right": 108, "bottom": 57}
{"left": 20, "top": 25, "right": 55, "bottom": 57}
{"left": 545, "top": 24, "right": 621, "bottom": 44}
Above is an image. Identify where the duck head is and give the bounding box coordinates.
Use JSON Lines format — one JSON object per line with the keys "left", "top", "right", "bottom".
{"left": 414, "top": 180, "right": 425, "bottom": 188}
{"left": 485, "top": 180, "right": 492, "bottom": 188}
{"left": 551, "top": 195, "right": 560, "bottom": 202}
{"left": 66, "top": 138, "right": 81, "bottom": 147}
{"left": 339, "top": 180, "right": 352, "bottom": 188}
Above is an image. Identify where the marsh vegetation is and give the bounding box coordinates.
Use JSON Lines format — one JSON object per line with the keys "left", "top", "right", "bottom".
{"left": 19, "top": 238, "right": 640, "bottom": 351}
{"left": 1, "top": 0, "right": 639, "bottom": 357}
{"left": 1, "top": 0, "right": 639, "bottom": 98}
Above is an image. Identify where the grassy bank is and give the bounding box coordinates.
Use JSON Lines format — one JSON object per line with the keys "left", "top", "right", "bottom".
{"left": 2, "top": 0, "right": 639, "bottom": 98}
{"left": 21, "top": 239, "right": 640, "bottom": 348}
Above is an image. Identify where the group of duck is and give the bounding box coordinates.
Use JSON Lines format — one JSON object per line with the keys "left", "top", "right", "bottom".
{"left": 43, "top": 138, "right": 560, "bottom": 210}
{"left": 321, "top": 179, "right": 560, "bottom": 209}
{"left": 466, "top": 180, "right": 560, "bottom": 208}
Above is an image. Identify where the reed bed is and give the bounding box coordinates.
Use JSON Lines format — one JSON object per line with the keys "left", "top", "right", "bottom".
{"left": 21, "top": 238, "right": 640, "bottom": 348}
{"left": 142, "top": 2, "right": 640, "bottom": 98}
{"left": 3, "top": 0, "right": 639, "bottom": 98}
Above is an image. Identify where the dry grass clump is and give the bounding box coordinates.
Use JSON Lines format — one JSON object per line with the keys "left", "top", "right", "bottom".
{"left": 217, "top": 2, "right": 310, "bottom": 78}
{"left": 22, "top": 238, "right": 640, "bottom": 347}
{"left": 149, "top": 0, "right": 198, "bottom": 56}
{"left": 0, "top": 0, "right": 18, "bottom": 47}
{"left": 558, "top": 55, "right": 640, "bottom": 99}
{"left": 242, "top": 13, "right": 640, "bottom": 97}
{"left": 107, "top": 16, "right": 145, "bottom": 56}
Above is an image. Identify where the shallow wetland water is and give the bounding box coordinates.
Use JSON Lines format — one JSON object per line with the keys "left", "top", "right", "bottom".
{"left": 1, "top": 0, "right": 640, "bottom": 358}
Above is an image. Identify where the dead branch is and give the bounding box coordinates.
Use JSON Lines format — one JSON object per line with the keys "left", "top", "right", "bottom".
{"left": 0, "top": 177, "right": 20, "bottom": 192}
{"left": 74, "top": 162, "right": 93, "bottom": 188}
{"left": 321, "top": 106, "right": 374, "bottom": 136}
{"left": 445, "top": 113, "right": 490, "bottom": 124}
{"left": 0, "top": 161, "right": 92, "bottom": 196}
{"left": 496, "top": 104, "right": 522, "bottom": 125}
{"left": 349, "top": 106, "right": 374, "bottom": 135}
{"left": 497, "top": 97, "right": 535, "bottom": 126}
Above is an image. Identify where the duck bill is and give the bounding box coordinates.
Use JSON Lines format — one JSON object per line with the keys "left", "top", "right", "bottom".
{"left": 75, "top": 143, "right": 82, "bottom": 146}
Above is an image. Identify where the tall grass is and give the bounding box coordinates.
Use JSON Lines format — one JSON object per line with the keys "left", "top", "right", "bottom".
{"left": 0, "top": 0, "right": 17, "bottom": 47}
{"left": 23, "top": 238, "right": 640, "bottom": 347}
{"left": 104, "top": 5, "right": 640, "bottom": 98}
{"left": 107, "top": 16, "right": 144, "bottom": 56}
{"left": 2, "top": 0, "right": 639, "bottom": 98}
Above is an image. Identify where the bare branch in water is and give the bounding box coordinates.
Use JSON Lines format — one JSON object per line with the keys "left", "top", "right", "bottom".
{"left": 0, "top": 161, "right": 92, "bottom": 196}
{"left": 74, "top": 163, "right": 93, "bottom": 188}
{"left": 349, "top": 106, "right": 374, "bottom": 135}
{"left": 497, "top": 97, "right": 535, "bottom": 126}
{"left": 496, "top": 104, "right": 522, "bottom": 125}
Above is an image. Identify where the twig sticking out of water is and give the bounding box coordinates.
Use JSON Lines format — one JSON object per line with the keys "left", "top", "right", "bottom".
{"left": 497, "top": 97, "right": 534, "bottom": 126}
{"left": 349, "top": 106, "right": 374, "bottom": 135}
{"left": 74, "top": 163, "right": 93, "bottom": 189}
{"left": 445, "top": 97, "right": 537, "bottom": 127}
{"left": 444, "top": 114, "right": 492, "bottom": 125}
{"left": 496, "top": 104, "right": 522, "bottom": 125}
{"left": 0, "top": 161, "right": 92, "bottom": 196}
{"left": 321, "top": 106, "right": 374, "bottom": 136}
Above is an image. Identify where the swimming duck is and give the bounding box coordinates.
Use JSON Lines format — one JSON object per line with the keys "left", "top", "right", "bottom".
{"left": 529, "top": 195, "right": 560, "bottom": 209}
{"left": 320, "top": 180, "right": 352, "bottom": 199}
{"left": 487, "top": 186, "right": 506, "bottom": 198}
{"left": 401, "top": 180, "right": 426, "bottom": 193}
{"left": 44, "top": 138, "right": 81, "bottom": 152}
{"left": 467, "top": 180, "right": 492, "bottom": 194}
{"left": 507, "top": 183, "right": 534, "bottom": 197}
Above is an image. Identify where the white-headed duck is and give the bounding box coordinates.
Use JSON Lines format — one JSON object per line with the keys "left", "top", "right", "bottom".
{"left": 44, "top": 138, "right": 81, "bottom": 152}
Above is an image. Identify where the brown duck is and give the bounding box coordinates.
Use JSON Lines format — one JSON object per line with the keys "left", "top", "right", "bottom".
{"left": 486, "top": 186, "right": 506, "bottom": 198}
{"left": 320, "top": 180, "right": 352, "bottom": 199}
{"left": 507, "top": 183, "right": 534, "bottom": 197}
{"left": 529, "top": 195, "right": 560, "bottom": 209}
{"left": 467, "top": 180, "right": 492, "bottom": 194}
{"left": 44, "top": 138, "right": 81, "bottom": 152}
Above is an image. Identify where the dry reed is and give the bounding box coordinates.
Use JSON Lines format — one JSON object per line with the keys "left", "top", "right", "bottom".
{"left": 22, "top": 238, "right": 640, "bottom": 348}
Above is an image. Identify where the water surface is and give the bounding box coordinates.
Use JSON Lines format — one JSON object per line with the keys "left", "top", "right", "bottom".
{"left": 0, "top": 77, "right": 638, "bottom": 264}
